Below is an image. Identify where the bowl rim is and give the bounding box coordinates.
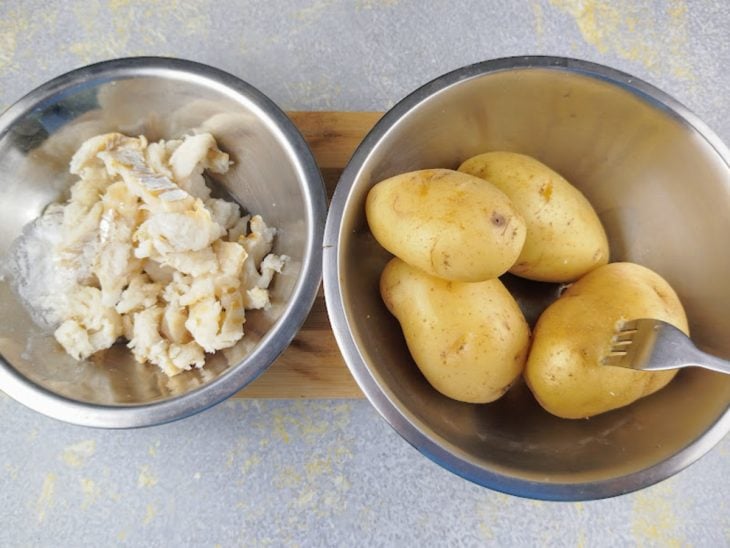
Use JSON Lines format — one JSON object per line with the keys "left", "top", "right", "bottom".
{"left": 0, "top": 56, "right": 327, "bottom": 428}
{"left": 323, "top": 55, "right": 730, "bottom": 501}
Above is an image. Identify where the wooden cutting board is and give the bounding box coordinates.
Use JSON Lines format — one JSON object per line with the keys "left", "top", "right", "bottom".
{"left": 234, "top": 112, "right": 382, "bottom": 399}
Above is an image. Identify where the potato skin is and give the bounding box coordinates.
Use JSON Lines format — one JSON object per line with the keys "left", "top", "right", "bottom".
{"left": 381, "top": 257, "right": 530, "bottom": 403}
{"left": 459, "top": 152, "right": 609, "bottom": 282}
{"left": 366, "top": 169, "right": 526, "bottom": 282}
{"left": 524, "top": 262, "right": 688, "bottom": 419}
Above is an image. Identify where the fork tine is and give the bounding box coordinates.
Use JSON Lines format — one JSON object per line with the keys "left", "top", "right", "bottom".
{"left": 617, "top": 319, "right": 638, "bottom": 332}
{"left": 611, "top": 334, "right": 634, "bottom": 344}
{"left": 603, "top": 320, "right": 644, "bottom": 368}
{"left": 608, "top": 347, "right": 628, "bottom": 356}
{"left": 609, "top": 346, "right": 629, "bottom": 355}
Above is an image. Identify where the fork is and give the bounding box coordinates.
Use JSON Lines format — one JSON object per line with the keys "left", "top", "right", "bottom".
{"left": 602, "top": 318, "right": 730, "bottom": 374}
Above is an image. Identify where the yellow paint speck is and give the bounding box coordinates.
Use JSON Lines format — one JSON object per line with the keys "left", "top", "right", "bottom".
{"left": 294, "top": 0, "right": 335, "bottom": 22}
{"left": 36, "top": 473, "right": 57, "bottom": 523}
{"left": 295, "top": 489, "right": 316, "bottom": 507}
{"left": 632, "top": 483, "right": 684, "bottom": 545}
{"left": 334, "top": 474, "right": 350, "bottom": 490}
{"left": 0, "top": 8, "right": 56, "bottom": 74}
{"left": 148, "top": 441, "right": 160, "bottom": 457}
{"left": 61, "top": 439, "right": 96, "bottom": 468}
{"left": 79, "top": 478, "right": 99, "bottom": 510}
{"left": 137, "top": 465, "right": 158, "bottom": 488}
{"left": 357, "top": 0, "right": 400, "bottom": 10}
{"left": 68, "top": 0, "right": 210, "bottom": 63}
{"left": 109, "top": 0, "right": 132, "bottom": 9}
{"left": 305, "top": 457, "right": 332, "bottom": 480}
{"left": 273, "top": 410, "right": 291, "bottom": 443}
{"left": 274, "top": 466, "right": 303, "bottom": 488}
{"left": 479, "top": 521, "right": 494, "bottom": 540}
{"left": 143, "top": 503, "right": 157, "bottom": 525}
{"left": 334, "top": 446, "right": 353, "bottom": 463}
{"left": 533, "top": 1, "right": 545, "bottom": 39}
{"left": 117, "top": 530, "right": 127, "bottom": 542}
{"left": 5, "top": 463, "right": 19, "bottom": 480}
{"left": 0, "top": 10, "right": 28, "bottom": 70}
{"left": 549, "top": 0, "right": 694, "bottom": 80}
{"left": 271, "top": 442, "right": 353, "bottom": 518}
{"left": 240, "top": 454, "right": 261, "bottom": 475}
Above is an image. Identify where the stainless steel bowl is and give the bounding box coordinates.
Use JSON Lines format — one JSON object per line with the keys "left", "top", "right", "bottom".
{"left": 324, "top": 56, "right": 730, "bottom": 500}
{"left": 0, "top": 57, "right": 326, "bottom": 428}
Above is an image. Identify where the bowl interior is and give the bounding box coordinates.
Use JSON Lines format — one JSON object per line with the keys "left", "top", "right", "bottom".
{"left": 337, "top": 65, "right": 730, "bottom": 490}
{"left": 0, "top": 64, "right": 313, "bottom": 406}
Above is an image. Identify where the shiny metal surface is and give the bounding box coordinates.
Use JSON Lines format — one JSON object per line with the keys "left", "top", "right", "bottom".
{"left": 604, "top": 318, "right": 730, "bottom": 375}
{"left": 323, "top": 56, "right": 730, "bottom": 500}
{"left": 0, "top": 57, "right": 326, "bottom": 428}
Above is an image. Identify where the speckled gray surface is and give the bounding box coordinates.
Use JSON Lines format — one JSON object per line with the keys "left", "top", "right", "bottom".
{"left": 1, "top": 1, "right": 729, "bottom": 546}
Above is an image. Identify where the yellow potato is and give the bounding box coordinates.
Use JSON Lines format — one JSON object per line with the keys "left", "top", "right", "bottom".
{"left": 459, "top": 152, "right": 609, "bottom": 282}
{"left": 381, "top": 257, "right": 530, "bottom": 403}
{"left": 525, "top": 262, "right": 688, "bottom": 419}
{"left": 366, "top": 169, "right": 526, "bottom": 282}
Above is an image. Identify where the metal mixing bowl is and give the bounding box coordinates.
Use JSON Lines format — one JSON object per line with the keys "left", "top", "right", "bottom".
{"left": 324, "top": 56, "right": 730, "bottom": 500}
{"left": 0, "top": 57, "right": 326, "bottom": 428}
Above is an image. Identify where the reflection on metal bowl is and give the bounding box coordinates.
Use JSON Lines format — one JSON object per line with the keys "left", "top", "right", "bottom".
{"left": 0, "top": 57, "right": 326, "bottom": 428}
{"left": 324, "top": 56, "right": 730, "bottom": 500}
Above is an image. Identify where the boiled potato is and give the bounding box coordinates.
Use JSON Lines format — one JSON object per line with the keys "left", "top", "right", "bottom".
{"left": 366, "top": 169, "right": 526, "bottom": 282}
{"left": 459, "top": 152, "right": 609, "bottom": 282}
{"left": 525, "top": 262, "right": 688, "bottom": 419}
{"left": 381, "top": 257, "right": 530, "bottom": 403}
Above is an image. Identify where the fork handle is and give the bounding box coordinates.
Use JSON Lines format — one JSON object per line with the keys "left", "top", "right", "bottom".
{"left": 691, "top": 348, "right": 730, "bottom": 375}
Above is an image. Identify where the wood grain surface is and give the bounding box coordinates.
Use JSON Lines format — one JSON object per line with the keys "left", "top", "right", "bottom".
{"left": 234, "top": 112, "right": 382, "bottom": 398}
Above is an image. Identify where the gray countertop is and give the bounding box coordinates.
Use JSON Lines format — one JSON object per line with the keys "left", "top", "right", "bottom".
{"left": 1, "top": 1, "right": 729, "bottom": 545}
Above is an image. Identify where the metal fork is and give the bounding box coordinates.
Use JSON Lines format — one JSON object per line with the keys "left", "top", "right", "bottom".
{"left": 602, "top": 318, "right": 730, "bottom": 374}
